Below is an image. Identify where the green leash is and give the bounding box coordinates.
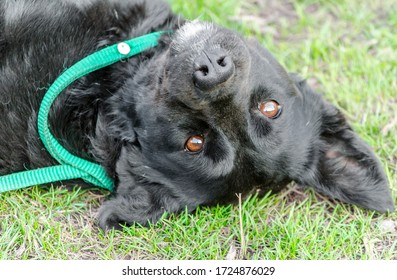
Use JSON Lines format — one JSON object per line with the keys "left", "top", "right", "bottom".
{"left": 0, "top": 31, "right": 165, "bottom": 193}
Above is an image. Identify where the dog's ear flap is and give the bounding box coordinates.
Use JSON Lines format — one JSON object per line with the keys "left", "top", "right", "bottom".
{"left": 293, "top": 77, "right": 395, "bottom": 213}
{"left": 110, "top": 111, "right": 137, "bottom": 142}
{"left": 107, "top": 97, "right": 138, "bottom": 143}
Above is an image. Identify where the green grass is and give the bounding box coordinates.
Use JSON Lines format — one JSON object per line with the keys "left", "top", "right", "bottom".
{"left": 1, "top": 0, "right": 396, "bottom": 259}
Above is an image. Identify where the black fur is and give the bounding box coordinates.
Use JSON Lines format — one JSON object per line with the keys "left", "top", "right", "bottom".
{"left": 0, "top": 0, "right": 394, "bottom": 230}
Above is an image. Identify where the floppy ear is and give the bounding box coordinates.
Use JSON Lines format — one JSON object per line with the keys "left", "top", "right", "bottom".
{"left": 106, "top": 94, "right": 138, "bottom": 143}
{"left": 293, "top": 77, "right": 395, "bottom": 213}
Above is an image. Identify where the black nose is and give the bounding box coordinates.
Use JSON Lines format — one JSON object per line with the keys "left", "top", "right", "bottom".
{"left": 193, "top": 49, "right": 235, "bottom": 91}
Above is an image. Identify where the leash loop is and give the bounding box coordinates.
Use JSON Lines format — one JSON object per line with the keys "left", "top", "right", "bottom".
{"left": 0, "top": 31, "right": 165, "bottom": 193}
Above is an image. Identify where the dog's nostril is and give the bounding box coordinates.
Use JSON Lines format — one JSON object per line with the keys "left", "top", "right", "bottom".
{"left": 199, "top": 65, "right": 209, "bottom": 76}
{"left": 193, "top": 49, "right": 235, "bottom": 91}
{"left": 217, "top": 57, "right": 227, "bottom": 67}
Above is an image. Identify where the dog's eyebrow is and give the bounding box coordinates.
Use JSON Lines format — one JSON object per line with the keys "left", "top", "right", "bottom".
{"left": 251, "top": 86, "right": 275, "bottom": 99}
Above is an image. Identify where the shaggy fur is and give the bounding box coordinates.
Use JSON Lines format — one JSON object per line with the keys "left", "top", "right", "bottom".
{"left": 0, "top": 0, "right": 394, "bottom": 230}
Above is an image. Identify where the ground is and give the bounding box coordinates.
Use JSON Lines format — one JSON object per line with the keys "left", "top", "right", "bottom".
{"left": 0, "top": 0, "right": 396, "bottom": 259}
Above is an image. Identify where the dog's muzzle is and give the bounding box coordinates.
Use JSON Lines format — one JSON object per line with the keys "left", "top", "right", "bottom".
{"left": 193, "top": 48, "right": 235, "bottom": 91}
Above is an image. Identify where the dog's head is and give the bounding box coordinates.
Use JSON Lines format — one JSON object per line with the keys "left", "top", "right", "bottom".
{"left": 104, "top": 20, "right": 394, "bottom": 226}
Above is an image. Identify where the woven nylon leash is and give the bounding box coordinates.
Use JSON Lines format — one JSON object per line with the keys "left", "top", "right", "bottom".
{"left": 0, "top": 31, "right": 165, "bottom": 193}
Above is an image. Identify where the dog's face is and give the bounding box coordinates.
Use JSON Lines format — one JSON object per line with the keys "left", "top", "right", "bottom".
{"left": 114, "top": 21, "right": 295, "bottom": 201}
{"left": 101, "top": 20, "right": 394, "bottom": 229}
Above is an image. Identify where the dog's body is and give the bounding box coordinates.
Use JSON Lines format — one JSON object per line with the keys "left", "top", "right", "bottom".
{"left": 1, "top": 0, "right": 394, "bottom": 230}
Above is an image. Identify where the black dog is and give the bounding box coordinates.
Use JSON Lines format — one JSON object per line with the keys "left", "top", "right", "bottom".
{"left": 0, "top": 0, "right": 394, "bottom": 230}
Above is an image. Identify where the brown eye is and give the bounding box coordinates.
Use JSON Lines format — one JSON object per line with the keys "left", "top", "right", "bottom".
{"left": 185, "top": 135, "right": 205, "bottom": 152}
{"left": 258, "top": 100, "right": 282, "bottom": 119}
